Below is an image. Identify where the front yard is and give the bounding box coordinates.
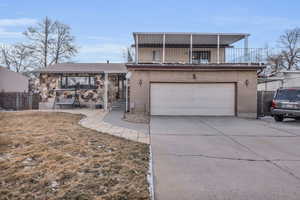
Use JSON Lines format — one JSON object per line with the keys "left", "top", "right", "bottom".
{"left": 0, "top": 112, "right": 149, "bottom": 200}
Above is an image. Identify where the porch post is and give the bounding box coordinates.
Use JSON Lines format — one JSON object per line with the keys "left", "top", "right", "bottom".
{"left": 162, "top": 33, "right": 166, "bottom": 63}
{"left": 125, "top": 79, "right": 128, "bottom": 112}
{"left": 190, "top": 34, "right": 193, "bottom": 64}
{"left": 121, "top": 75, "right": 125, "bottom": 99}
{"left": 135, "top": 34, "right": 139, "bottom": 64}
{"left": 217, "top": 34, "right": 220, "bottom": 64}
{"left": 104, "top": 73, "right": 108, "bottom": 111}
{"left": 117, "top": 75, "right": 120, "bottom": 99}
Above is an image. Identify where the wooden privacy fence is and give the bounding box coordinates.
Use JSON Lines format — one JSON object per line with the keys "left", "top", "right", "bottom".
{"left": 0, "top": 92, "right": 39, "bottom": 110}
{"left": 257, "top": 91, "right": 275, "bottom": 117}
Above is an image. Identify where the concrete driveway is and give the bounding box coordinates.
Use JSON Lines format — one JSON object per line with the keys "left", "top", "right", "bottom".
{"left": 150, "top": 116, "right": 300, "bottom": 200}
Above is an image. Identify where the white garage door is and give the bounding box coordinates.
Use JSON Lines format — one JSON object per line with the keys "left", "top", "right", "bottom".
{"left": 150, "top": 83, "right": 235, "bottom": 116}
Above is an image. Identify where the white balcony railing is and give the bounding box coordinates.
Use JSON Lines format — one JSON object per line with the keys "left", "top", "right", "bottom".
{"left": 127, "top": 47, "right": 274, "bottom": 65}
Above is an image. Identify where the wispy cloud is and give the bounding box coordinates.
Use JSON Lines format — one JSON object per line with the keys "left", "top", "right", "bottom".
{"left": 0, "top": 28, "right": 22, "bottom": 38}
{"left": 0, "top": 18, "right": 37, "bottom": 27}
{"left": 0, "top": 18, "right": 37, "bottom": 39}
{"left": 86, "top": 36, "right": 114, "bottom": 41}
{"left": 78, "top": 43, "right": 127, "bottom": 62}
{"left": 80, "top": 43, "right": 126, "bottom": 54}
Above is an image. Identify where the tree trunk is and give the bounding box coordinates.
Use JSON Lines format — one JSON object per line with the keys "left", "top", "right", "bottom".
{"left": 44, "top": 17, "right": 49, "bottom": 68}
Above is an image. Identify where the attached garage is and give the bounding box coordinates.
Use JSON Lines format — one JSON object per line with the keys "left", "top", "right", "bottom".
{"left": 150, "top": 83, "right": 236, "bottom": 116}
{"left": 126, "top": 63, "right": 260, "bottom": 118}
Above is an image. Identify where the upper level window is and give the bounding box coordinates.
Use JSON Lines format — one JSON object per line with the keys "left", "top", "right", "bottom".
{"left": 192, "top": 51, "right": 211, "bottom": 64}
{"left": 152, "top": 50, "right": 160, "bottom": 62}
{"left": 60, "top": 76, "right": 96, "bottom": 89}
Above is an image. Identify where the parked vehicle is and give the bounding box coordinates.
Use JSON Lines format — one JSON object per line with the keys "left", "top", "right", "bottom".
{"left": 271, "top": 87, "right": 300, "bottom": 122}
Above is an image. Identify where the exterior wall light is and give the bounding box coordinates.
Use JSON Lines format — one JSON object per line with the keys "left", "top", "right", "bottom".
{"left": 245, "top": 79, "right": 249, "bottom": 87}
{"left": 138, "top": 79, "right": 143, "bottom": 87}
{"left": 193, "top": 74, "right": 197, "bottom": 80}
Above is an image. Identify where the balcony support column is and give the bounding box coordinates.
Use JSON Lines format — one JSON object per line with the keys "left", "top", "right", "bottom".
{"left": 217, "top": 34, "right": 220, "bottom": 64}
{"left": 189, "top": 34, "right": 193, "bottom": 64}
{"left": 162, "top": 33, "right": 165, "bottom": 63}
{"left": 244, "top": 35, "right": 249, "bottom": 64}
{"left": 135, "top": 34, "right": 139, "bottom": 64}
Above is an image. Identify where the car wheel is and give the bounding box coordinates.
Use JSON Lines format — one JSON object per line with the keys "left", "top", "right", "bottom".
{"left": 274, "top": 115, "right": 284, "bottom": 122}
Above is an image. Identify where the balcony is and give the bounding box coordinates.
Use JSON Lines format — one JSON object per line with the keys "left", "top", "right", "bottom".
{"left": 129, "top": 32, "right": 269, "bottom": 65}
{"left": 132, "top": 47, "right": 270, "bottom": 65}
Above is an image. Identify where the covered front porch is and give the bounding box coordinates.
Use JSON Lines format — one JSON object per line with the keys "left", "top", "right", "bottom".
{"left": 37, "top": 63, "right": 127, "bottom": 110}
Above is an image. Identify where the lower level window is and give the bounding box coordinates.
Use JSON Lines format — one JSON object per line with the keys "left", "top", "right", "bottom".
{"left": 60, "top": 76, "right": 96, "bottom": 89}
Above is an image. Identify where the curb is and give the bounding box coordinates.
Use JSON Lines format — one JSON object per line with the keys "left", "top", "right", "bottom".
{"left": 148, "top": 145, "right": 155, "bottom": 200}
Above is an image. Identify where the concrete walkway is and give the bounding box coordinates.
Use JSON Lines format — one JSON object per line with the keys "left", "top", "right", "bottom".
{"left": 40, "top": 109, "right": 150, "bottom": 144}
{"left": 103, "top": 109, "right": 149, "bottom": 137}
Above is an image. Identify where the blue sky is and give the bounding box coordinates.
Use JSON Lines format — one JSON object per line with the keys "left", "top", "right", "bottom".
{"left": 0, "top": 0, "right": 299, "bottom": 63}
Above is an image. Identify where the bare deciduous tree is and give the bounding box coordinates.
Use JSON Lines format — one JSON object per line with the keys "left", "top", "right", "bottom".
{"left": 278, "top": 28, "right": 300, "bottom": 70}
{"left": 267, "top": 54, "right": 284, "bottom": 73}
{"left": 23, "top": 17, "right": 55, "bottom": 68}
{"left": 0, "top": 44, "right": 34, "bottom": 73}
{"left": 51, "top": 22, "right": 77, "bottom": 64}
{"left": 123, "top": 48, "right": 133, "bottom": 63}
{"left": 0, "top": 46, "right": 12, "bottom": 70}
{"left": 23, "top": 17, "right": 77, "bottom": 68}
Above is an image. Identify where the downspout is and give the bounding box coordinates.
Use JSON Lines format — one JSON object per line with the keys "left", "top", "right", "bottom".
{"left": 217, "top": 34, "right": 220, "bottom": 64}
{"left": 125, "top": 79, "right": 128, "bottom": 112}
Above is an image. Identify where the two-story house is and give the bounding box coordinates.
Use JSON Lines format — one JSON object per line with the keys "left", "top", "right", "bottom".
{"left": 126, "top": 32, "right": 264, "bottom": 118}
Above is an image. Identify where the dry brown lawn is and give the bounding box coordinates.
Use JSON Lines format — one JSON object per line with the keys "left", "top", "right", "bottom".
{"left": 0, "top": 111, "right": 149, "bottom": 200}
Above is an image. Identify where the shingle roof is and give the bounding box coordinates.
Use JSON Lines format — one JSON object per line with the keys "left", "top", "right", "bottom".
{"left": 38, "top": 63, "right": 127, "bottom": 74}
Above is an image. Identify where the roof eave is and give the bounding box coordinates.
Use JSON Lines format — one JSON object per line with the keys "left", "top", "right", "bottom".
{"left": 133, "top": 32, "right": 250, "bottom": 37}
{"left": 38, "top": 70, "right": 126, "bottom": 74}
{"left": 126, "top": 63, "right": 265, "bottom": 70}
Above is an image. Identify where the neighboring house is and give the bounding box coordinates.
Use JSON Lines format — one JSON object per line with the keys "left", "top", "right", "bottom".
{"left": 258, "top": 71, "right": 300, "bottom": 91}
{"left": 126, "top": 32, "right": 265, "bottom": 118}
{"left": 38, "top": 63, "right": 126, "bottom": 109}
{"left": 0, "top": 66, "right": 29, "bottom": 92}
{"left": 257, "top": 78, "right": 284, "bottom": 91}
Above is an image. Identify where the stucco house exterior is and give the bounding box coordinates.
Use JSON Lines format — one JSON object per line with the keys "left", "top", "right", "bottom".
{"left": 37, "top": 63, "right": 126, "bottom": 109}
{"left": 126, "top": 32, "right": 264, "bottom": 118}
{"left": 0, "top": 66, "right": 29, "bottom": 92}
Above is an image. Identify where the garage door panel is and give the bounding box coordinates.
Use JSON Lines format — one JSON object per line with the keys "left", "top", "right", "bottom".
{"left": 150, "top": 83, "right": 235, "bottom": 116}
